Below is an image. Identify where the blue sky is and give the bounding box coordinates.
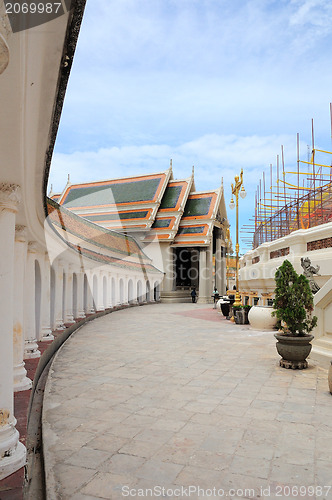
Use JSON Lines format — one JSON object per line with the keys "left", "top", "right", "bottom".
{"left": 49, "top": 0, "right": 332, "bottom": 251}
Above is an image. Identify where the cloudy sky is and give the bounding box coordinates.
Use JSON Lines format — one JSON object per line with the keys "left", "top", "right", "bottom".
{"left": 49, "top": 0, "right": 332, "bottom": 251}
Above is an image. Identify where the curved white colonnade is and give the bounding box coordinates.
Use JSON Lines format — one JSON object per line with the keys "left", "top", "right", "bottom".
{"left": 0, "top": 1, "right": 163, "bottom": 480}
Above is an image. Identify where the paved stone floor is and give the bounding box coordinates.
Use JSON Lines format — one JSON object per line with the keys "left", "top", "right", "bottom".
{"left": 43, "top": 303, "right": 332, "bottom": 500}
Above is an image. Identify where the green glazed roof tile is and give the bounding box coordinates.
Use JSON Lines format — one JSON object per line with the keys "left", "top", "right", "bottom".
{"left": 63, "top": 178, "right": 162, "bottom": 207}
{"left": 160, "top": 185, "right": 182, "bottom": 209}
{"left": 151, "top": 219, "right": 172, "bottom": 229}
{"left": 183, "top": 197, "right": 212, "bottom": 217}
{"left": 178, "top": 225, "right": 206, "bottom": 234}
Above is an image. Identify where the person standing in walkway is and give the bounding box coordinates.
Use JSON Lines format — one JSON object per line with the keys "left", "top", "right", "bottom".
{"left": 191, "top": 287, "right": 197, "bottom": 303}
{"left": 212, "top": 287, "right": 219, "bottom": 309}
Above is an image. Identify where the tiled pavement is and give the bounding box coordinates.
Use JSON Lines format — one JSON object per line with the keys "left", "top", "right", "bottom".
{"left": 42, "top": 303, "right": 332, "bottom": 500}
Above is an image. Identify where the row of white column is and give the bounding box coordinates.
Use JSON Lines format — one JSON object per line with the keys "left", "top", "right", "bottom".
{"left": 15, "top": 257, "right": 158, "bottom": 391}
{"left": 0, "top": 183, "right": 160, "bottom": 480}
{"left": 0, "top": 184, "right": 27, "bottom": 479}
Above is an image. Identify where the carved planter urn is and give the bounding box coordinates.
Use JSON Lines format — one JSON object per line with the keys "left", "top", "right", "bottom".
{"left": 248, "top": 306, "right": 277, "bottom": 330}
{"left": 274, "top": 333, "right": 314, "bottom": 369}
{"left": 328, "top": 361, "right": 332, "bottom": 394}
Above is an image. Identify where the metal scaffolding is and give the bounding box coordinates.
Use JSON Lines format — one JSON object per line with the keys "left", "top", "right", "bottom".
{"left": 243, "top": 106, "right": 332, "bottom": 249}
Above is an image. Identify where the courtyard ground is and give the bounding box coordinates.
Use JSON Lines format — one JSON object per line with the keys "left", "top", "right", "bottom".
{"left": 43, "top": 303, "right": 332, "bottom": 500}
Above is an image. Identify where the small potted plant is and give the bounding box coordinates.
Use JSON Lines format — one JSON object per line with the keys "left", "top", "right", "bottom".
{"left": 232, "top": 305, "right": 243, "bottom": 324}
{"left": 272, "top": 259, "right": 317, "bottom": 369}
{"left": 242, "top": 304, "right": 251, "bottom": 324}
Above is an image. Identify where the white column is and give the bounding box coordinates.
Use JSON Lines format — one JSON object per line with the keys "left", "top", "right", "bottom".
{"left": 107, "top": 273, "right": 113, "bottom": 308}
{"left": 215, "top": 236, "right": 223, "bottom": 293}
{"left": 40, "top": 253, "right": 54, "bottom": 341}
{"left": 207, "top": 241, "right": 214, "bottom": 300}
{"left": 13, "top": 226, "right": 32, "bottom": 391}
{"left": 24, "top": 242, "right": 41, "bottom": 359}
{"left": 133, "top": 278, "right": 139, "bottom": 304}
{"left": 54, "top": 259, "right": 65, "bottom": 330}
{"left": 76, "top": 271, "right": 86, "bottom": 319}
{"left": 121, "top": 276, "right": 127, "bottom": 305}
{"left": 116, "top": 275, "right": 121, "bottom": 305}
{"left": 197, "top": 247, "right": 210, "bottom": 303}
{"left": 150, "top": 278, "right": 155, "bottom": 302}
{"left": 96, "top": 271, "right": 105, "bottom": 311}
{"left": 64, "top": 264, "right": 75, "bottom": 324}
{"left": 86, "top": 271, "right": 95, "bottom": 314}
{"left": 0, "top": 183, "right": 26, "bottom": 480}
{"left": 161, "top": 246, "right": 175, "bottom": 293}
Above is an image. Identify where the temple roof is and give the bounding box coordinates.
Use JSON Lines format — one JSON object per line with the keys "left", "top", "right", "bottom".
{"left": 58, "top": 170, "right": 172, "bottom": 231}
{"left": 46, "top": 197, "right": 161, "bottom": 273}
{"left": 55, "top": 167, "right": 227, "bottom": 247}
{"left": 173, "top": 189, "right": 223, "bottom": 246}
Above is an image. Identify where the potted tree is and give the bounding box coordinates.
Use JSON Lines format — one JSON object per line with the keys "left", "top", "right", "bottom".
{"left": 272, "top": 260, "right": 317, "bottom": 369}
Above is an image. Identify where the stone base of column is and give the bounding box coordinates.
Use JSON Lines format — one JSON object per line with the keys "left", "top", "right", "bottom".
{"left": 24, "top": 339, "right": 40, "bottom": 359}
{"left": 95, "top": 306, "right": 105, "bottom": 312}
{"left": 64, "top": 314, "right": 75, "bottom": 325}
{"left": 77, "top": 310, "right": 86, "bottom": 319}
{"left": 0, "top": 418, "right": 26, "bottom": 481}
{"left": 41, "top": 327, "right": 54, "bottom": 342}
{"left": 55, "top": 320, "right": 65, "bottom": 331}
{"left": 13, "top": 362, "right": 32, "bottom": 392}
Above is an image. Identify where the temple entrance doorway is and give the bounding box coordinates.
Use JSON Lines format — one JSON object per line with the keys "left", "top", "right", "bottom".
{"left": 174, "top": 247, "right": 199, "bottom": 290}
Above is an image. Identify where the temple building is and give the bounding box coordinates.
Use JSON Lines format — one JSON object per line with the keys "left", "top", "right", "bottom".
{"left": 52, "top": 166, "right": 229, "bottom": 302}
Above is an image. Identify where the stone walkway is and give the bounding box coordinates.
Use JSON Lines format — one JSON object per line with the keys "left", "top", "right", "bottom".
{"left": 43, "top": 304, "right": 332, "bottom": 500}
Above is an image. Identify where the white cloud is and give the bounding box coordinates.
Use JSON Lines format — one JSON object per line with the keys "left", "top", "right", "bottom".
{"left": 50, "top": 132, "right": 303, "bottom": 194}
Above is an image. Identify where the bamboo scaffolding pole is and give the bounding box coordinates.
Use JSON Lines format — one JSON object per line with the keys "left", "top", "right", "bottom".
{"left": 263, "top": 171, "right": 267, "bottom": 242}
{"left": 300, "top": 160, "right": 332, "bottom": 169}
{"left": 297, "top": 133, "right": 300, "bottom": 229}
{"left": 312, "top": 119, "right": 315, "bottom": 228}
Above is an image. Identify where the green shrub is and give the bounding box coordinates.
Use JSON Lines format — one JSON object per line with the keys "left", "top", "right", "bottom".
{"left": 272, "top": 260, "right": 317, "bottom": 336}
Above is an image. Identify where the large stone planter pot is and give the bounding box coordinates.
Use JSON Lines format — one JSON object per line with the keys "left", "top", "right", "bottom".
{"left": 248, "top": 306, "right": 277, "bottom": 330}
{"left": 328, "top": 361, "right": 332, "bottom": 394}
{"left": 219, "top": 301, "right": 230, "bottom": 317}
{"left": 274, "top": 333, "right": 314, "bottom": 369}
